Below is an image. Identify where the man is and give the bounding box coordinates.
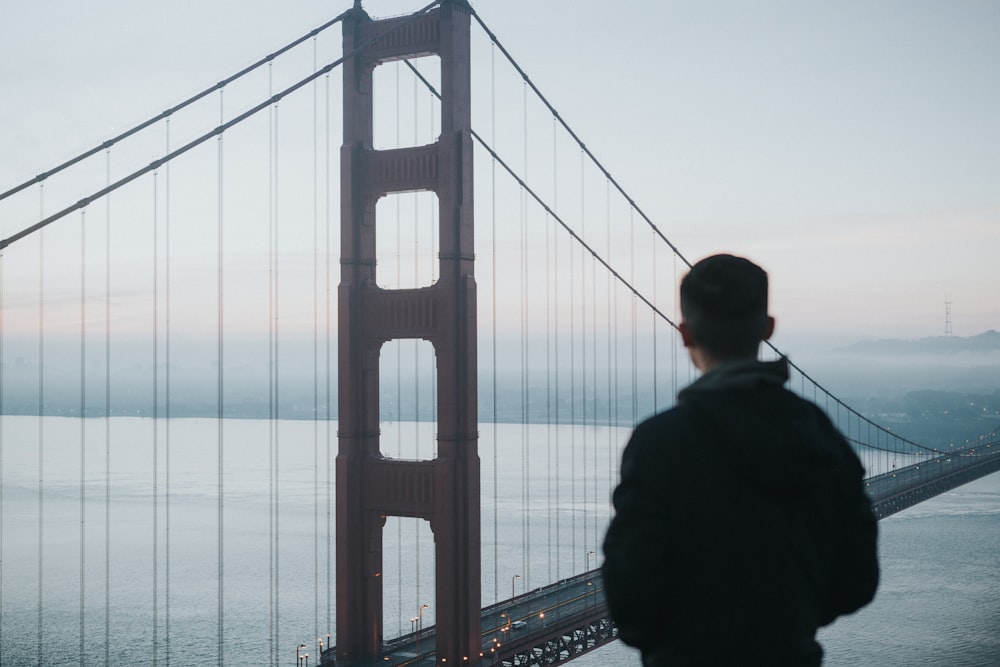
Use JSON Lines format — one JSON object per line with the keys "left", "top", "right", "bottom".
{"left": 602, "top": 254, "right": 878, "bottom": 666}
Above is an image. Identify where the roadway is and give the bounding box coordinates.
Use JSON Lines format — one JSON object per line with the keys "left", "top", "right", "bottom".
{"left": 373, "top": 570, "right": 606, "bottom": 666}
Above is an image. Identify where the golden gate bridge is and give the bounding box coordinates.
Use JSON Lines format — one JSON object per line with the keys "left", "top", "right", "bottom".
{"left": 1, "top": 2, "right": 998, "bottom": 666}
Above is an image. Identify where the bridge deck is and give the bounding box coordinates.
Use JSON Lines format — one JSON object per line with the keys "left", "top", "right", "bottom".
{"left": 326, "top": 569, "right": 611, "bottom": 666}
{"left": 867, "top": 445, "right": 1000, "bottom": 519}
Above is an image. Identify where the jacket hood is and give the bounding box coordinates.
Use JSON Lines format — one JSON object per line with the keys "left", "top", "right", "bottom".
{"left": 678, "top": 358, "right": 850, "bottom": 495}
{"left": 678, "top": 357, "right": 790, "bottom": 396}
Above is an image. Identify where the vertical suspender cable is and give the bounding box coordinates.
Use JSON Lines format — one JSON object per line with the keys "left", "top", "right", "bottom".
{"left": 520, "top": 79, "right": 529, "bottom": 591}
{"left": 612, "top": 214, "right": 620, "bottom": 436}
{"left": 544, "top": 210, "right": 553, "bottom": 576}
{"left": 569, "top": 168, "right": 578, "bottom": 573}
{"left": 37, "top": 189, "right": 45, "bottom": 667}
{"left": 273, "top": 99, "right": 282, "bottom": 665}
{"left": 552, "top": 125, "right": 560, "bottom": 587}
{"left": 413, "top": 66, "right": 426, "bottom": 604}
{"left": 0, "top": 244, "right": 5, "bottom": 665}
{"left": 579, "top": 149, "right": 587, "bottom": 568}
{"left": 324, "top": 69, "right": 333, "bottom": 644}
{"left": 395, "top": 61, "right": 404, "bottom": 631}
{"left": 267, "top": 69, "right": 285, "bottom": 666}
{"left": 104, "top": 150, "right": 112, "bottom": 667}
{"left": 672, "top": 252, "right": 678, "bottom": 402}
{"left": 545, "top": 119, "right": 554, "bottom": 584}
{"left": 412, "top": 66, "right": 422, "bottom": 614}
{"left": 267, "top": 67, "right": 276, "bottom": 667}
{"left": 216, "top": 88, "right": 225, "bottom": 667}
{"left": 152, "top": 170, "right": 160, "bottom": 667}
{"left": 312, "top": 37, "right": 320, "bottom": 650}
{"left": 569, "top": 163, "right": 582, "bottom": 573}
{"left": 427, "top": 78, "right": 437, "bottom": 436}
{"left": 489, "top": 45, "right": 499, "bottom": 604}
{"left": 165, "top": 117, "right": 173, "bottom": 667}
{"left": 590, "top": 201, "right": 600, "bottom": 556}
{"left": 630, "top": 208, "right": 637, "bottom": 424}
{"left": 652, "top": 229, "right": 658, "bottom": 413}
{"left": 606, "top": 179, "right": 614, "bottom": 513}
{"left": 79, "top": 208, "right": 87, "bottom": 666}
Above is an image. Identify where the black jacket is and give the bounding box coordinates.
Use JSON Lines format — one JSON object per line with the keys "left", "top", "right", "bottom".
{"left": 602, "top": 358, "right": 878, "bottom": 666}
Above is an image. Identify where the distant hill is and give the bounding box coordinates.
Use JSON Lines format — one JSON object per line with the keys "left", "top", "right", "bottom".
{"left": 835, "top": 330, "right": 1000, "bottom": 356}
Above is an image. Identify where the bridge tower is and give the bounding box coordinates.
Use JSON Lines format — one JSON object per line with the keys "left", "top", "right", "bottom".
{"left": 337, "top": 1, "right": 480, "bottom": 665}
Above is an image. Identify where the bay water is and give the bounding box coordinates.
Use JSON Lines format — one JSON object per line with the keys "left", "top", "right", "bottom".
{"left": 1, "top": 416, "right": 997, "bottom": 665}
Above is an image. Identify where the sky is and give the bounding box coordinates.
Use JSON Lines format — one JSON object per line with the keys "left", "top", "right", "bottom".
{"left": 1, "top": 0, "right": 998, "bottom": 357}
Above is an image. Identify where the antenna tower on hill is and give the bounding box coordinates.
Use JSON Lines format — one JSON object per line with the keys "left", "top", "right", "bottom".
{"left": 944, "top": 296, "right": 953, "bottom": 335}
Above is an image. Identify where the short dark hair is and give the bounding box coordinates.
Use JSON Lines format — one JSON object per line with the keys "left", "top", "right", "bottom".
{"left": 680, "top": 254, "right": 769, "bottom": 359}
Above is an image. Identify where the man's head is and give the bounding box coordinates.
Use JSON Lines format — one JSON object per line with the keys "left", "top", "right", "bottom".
{"left": 679, "top": 254, "right": 775, "bottom": 368}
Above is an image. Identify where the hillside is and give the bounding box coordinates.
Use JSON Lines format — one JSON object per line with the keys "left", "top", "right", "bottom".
{"left": 835, "top": 330, "right": 1000, "bottom": 356}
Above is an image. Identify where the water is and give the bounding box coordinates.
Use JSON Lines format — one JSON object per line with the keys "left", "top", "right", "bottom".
{"left": 1, "top": 416, "right": 998, "bottom": 665}
{"left": 0, "top": 416, "right": 623, "bottom": 665}
{"left": 572, "top": 471, "right": 1000, "bottom": 667}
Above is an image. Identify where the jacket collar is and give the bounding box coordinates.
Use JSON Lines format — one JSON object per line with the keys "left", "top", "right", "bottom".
{"left": 679, "top": 357, "right": 789, "bottom": 399}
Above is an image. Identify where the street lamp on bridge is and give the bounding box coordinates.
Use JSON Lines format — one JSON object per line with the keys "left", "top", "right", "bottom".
{"left": 511, "top": 574, "right": 521, "bottom": 599}
{"left": 418, "top": 603, "right": 430, "bottom": 630}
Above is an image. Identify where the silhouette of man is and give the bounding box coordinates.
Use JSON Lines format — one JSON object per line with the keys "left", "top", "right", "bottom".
{"left": 602, "top": 254, "right": 878, "bottom": 666}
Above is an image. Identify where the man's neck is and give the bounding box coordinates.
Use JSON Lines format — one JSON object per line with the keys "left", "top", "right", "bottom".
{"left": 691, "top": 350, "right": 759, "bottom": 373}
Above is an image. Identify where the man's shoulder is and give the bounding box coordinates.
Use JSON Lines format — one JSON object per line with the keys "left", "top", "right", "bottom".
{"left": 627, "top": 403, "right": 707, "bottom": 454}
{"left": 620, "top": 405, "right": 706, "bottom": 479}
{"left": 636, "top": 402, "right": 701, "bottom": 435}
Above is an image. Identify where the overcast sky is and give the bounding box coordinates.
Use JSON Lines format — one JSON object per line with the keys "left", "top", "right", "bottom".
{"left": 2, "top": 0, "right": 997, "bottom": 354}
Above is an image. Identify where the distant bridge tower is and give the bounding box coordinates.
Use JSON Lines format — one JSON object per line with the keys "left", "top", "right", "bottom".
{"left": 337, "top": 1, "right": 480, "bottom": 666}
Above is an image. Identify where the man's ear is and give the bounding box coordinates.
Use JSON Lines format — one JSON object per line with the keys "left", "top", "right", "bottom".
{"left": 679, "top": 322, "right": 696, "bottom": 348}
{"left": 762, "top": 316, "right": 776, "bottom": 341}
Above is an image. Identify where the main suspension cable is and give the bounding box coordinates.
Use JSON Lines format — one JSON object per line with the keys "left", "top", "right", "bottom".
{"left": 765, "top": 339, "right": 941, "bottom": 455}
{"left": 1, "top": 1, "right": 441, "bottom": 251}
{"left": 468, "top": 8, "right": 691, "bottom": 269}
{"left": 0, "top": 11, "right": 352, "bottom": 203}
{"left": 401, "top": 62, "right": 680, "bottom": 335}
